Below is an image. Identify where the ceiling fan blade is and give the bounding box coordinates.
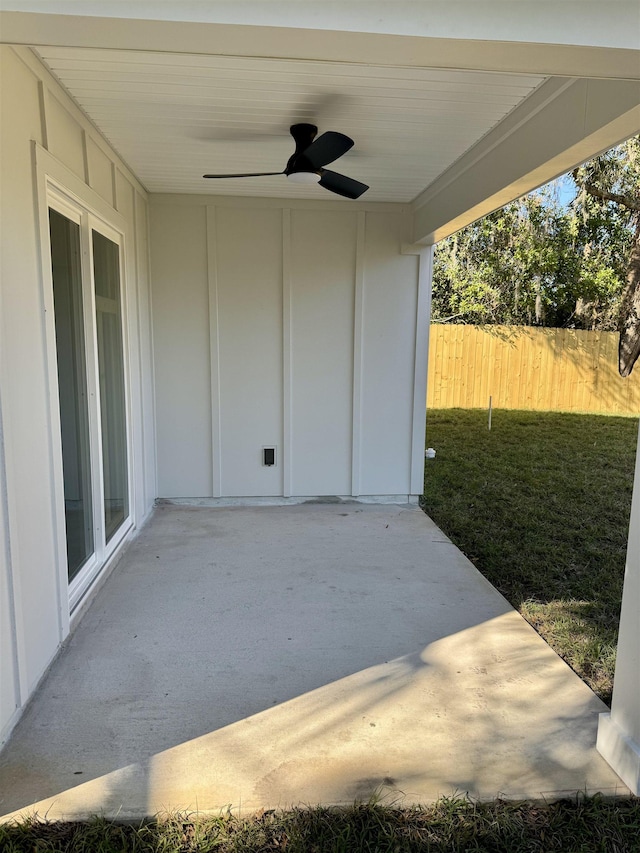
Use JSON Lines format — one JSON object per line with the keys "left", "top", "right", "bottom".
{"left": 203, "top": 172, "right": 283, "bottom": 178}
{"left": 304, "top": 131, "right": 354, "bottom": 169}
{"left": 319, "top": 170, "right": 369, "bottom": 199}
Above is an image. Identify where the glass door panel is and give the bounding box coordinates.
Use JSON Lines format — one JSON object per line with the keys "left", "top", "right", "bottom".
{"left": 49, "top": 209, "right": 94, "bottom": 581}
{"left": 92, "top": 230, "right": 129, "bottom": 542}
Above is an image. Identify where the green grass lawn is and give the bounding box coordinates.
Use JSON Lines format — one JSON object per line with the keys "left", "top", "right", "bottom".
{"left": 422, "top": 408, "right": 639, "bottom": 704}
{"left": 1, "top": 795, "right": 639, "bottom": 852}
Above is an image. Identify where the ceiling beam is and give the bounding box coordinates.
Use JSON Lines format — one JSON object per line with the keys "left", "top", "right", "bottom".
{"left": 2, "top": 2, "right": 639, "bottom": 51}
{"left": 1, "top": 11, "right": 639, "bottom": 80}
{"left": 411, "top": 76, "right": 640, "bottom": 245}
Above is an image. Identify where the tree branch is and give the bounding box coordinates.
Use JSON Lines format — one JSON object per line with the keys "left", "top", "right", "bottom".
{"left": 573, "top": 172, "right": 640, "bottom": 212}
{"left": 618, "top": 217, "right": 640, "bottom": 376}
{"left": 432, "top": 312, "right": 468, "bottom": 323}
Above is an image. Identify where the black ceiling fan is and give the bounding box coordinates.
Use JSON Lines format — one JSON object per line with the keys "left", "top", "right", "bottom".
{"left": 203, "top": 123, "right": 369, "bottom": 199}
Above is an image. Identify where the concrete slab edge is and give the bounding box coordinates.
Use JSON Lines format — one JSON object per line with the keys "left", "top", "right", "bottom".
{"left": 2, "top": 785, "right": 633, "bottom": 826}
{"left": 157, "top": 495, "right": 420, "bottom": 508}
{"left": 597, "top": 712, "right": 640, "bottom": 795}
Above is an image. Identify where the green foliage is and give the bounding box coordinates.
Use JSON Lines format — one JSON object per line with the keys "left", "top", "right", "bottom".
{"left": 432, "top": 138, "right": 639, "bottom": 330}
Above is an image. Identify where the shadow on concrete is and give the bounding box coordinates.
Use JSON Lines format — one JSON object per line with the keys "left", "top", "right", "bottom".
{"left": 0, "top": 505, "right": 628, "bottom": 820}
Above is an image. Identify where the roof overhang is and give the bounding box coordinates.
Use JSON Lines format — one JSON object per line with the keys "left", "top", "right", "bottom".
{"left": 1, "top": 3, "right": 639, "bottom": 243}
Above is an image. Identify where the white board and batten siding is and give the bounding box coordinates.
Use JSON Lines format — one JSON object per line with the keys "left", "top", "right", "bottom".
{"left": 0, "top": 42, "right": 431, "bottom": 748}
{"left": 150, "top": 197, "right": 423, "bottom": 500}
{"left": 0, "top": 46, "right": 155, "bottom": 744}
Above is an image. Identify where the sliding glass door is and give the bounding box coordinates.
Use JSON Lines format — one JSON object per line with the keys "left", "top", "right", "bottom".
{"left": 93, "top": 230, "right": 129, "bottom": 543}
{"left": 48, "top": 198, "right": 131, "bottom": 604}
{"left": 49, "top": 208, "right": 94, "bottom": 581}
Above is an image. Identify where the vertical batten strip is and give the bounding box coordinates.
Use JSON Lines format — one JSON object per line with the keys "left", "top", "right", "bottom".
{"left": 351, "top": 211, "right": 366, "bottom": 496}
{"left": 0, "top": 375, "right": 24, "bottom": 715}
{"left": 410, "top": 245, "right": 434, "bottom": 495}
{"left": 81, "top": 129, "right": 90, "bottom": 187}
{"left": 131, "top": 190, "right": 146, "bottom": 520}
{"left": 140, "top": 192, "right": 157, "bottom": 508}
{"left": 37, "top": 81, "right": 49, "bottom": 151}
{"left": 111, "top": 164, "right": 118, "bottom": 212}
{"left": 206, "top": 206, "right": 222, "bottom": 497}
{"left": 282, "top": 208, "right": 293, "bottom": 498}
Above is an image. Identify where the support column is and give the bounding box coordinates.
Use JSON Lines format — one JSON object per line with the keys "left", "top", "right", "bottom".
{"left": 403, "top": 243, "right": 433, "bottom": 497}
{"left": 597, "top": 426, "right": 640, "bottom": 794}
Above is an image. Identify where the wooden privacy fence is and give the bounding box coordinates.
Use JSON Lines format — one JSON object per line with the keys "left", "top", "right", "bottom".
{"left": 427, "top": 325, "right": 640, "bottom": 415}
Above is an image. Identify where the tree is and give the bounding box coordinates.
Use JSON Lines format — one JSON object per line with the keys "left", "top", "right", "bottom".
{"left": 432, "top": 192, "right": 576, "bottom": 327}
{"left": 572, "top": 136, "right": 640, "bottom": 376}
{"left": 432, "top": 137, "right": 640, "bottom": 375}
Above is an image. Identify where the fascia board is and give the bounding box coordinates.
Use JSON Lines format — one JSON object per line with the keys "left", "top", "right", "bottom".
{"left": 411, "top": 77, "right": 640, "bottom": 244}
{"left": 1, "top": 11, "right": 639, "bottom": 80}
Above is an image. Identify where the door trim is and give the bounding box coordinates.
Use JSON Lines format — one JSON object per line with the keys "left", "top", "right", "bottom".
{"left": 35, "top": 145, "right": 136, "bottom": 627}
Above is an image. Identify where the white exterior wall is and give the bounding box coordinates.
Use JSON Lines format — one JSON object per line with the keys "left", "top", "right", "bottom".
{"left": 0, "top": 46, "right": 156, "bottom": 744}
{"left": 150, "top": 197, "right": 421, "bottom": 500}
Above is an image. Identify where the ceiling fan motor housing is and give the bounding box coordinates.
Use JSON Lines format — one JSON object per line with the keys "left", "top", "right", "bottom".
{"left": 289, "top": 123, "right": 318, "bottom": 146}
{"left": 286, "top": 123, "right": 320, "bottom": 177}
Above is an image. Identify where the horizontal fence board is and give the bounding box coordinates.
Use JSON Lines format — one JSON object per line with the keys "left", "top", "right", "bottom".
{"left": 427, "top": 325, "right": 640, "bottom": 415}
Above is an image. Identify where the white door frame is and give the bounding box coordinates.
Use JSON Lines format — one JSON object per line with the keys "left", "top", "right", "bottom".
{"left": 35, "top": 144, "right": 136, "bottom": 632}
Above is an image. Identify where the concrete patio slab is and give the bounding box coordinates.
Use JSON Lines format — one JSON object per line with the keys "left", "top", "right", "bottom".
{"left": 0, "top": 503, "right": 628, "bottom": 821}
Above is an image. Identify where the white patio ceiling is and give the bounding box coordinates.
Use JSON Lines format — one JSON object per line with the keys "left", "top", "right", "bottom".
{"left": 33, "top": 46, "right": 545, "bottom": 203}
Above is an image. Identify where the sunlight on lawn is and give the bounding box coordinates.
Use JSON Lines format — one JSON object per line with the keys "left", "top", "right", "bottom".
{"left": 519, "top": 599, "right": 618, "bottom": 704}
{"left": 423, "top": 408, "right": 638, "bottom": 706}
